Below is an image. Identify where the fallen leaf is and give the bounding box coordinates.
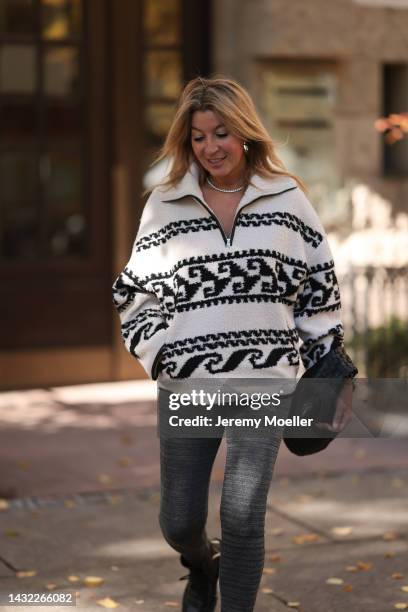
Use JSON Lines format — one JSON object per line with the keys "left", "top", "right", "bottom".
{"left": 45, "top": 583, "right": 58, "bottom": 590}
{"left": 343, "top": 584, "right": 353, "bottom": 592}
{"left": 393, "top": 573, "right": 404, "bottom": 580}
{"left": 331, "top": 526, "right": 353, "bottom": 537}
{"left": 279, "top": 477, "right": 290, "bottom": 486}
{"left": 268, "top": 554, "right": 281, "bottom": 562}
{"left": 287, "top": 602, "right": 301, "bottom": 608}
{"left": 149, "top": 493, "right": 160, "bottom": 504}
{"left": 394, "top": 604, "right": 408, "bottom": 610}
{"left": 67, "top": 575, "right": 79, "bottom": 583}
{"left": 384, "top": 532, "right": 399, "bottom": 541}
{"left": 84, "top": 576, "right": 105, "bottom": 587}
{"left": 97, "top": 597, "right": 119, "bottom": 608}
{"left": 385, "top": 552, "right": 397, "bottom": 559}
{"left": 326, "top": 577, "right": 344, "bottom": 585}
{"left": 120, "top": 434, "right": 133, "bottom": 445}
{"left": 16, "top": 570, "right": 37, "bottom": 578}
{"left": 268, "top": 528, "right": 284, "bottom": 537}
{"left": 296, "top": 494, "right": 314, "bottom": 503}
{"left": 0, "top": 499, "right": 9, "bottom": 511}
{"left": 391, "top": 478, "right": 405, "bottom": 488}
{"left": 356, "top": 561, "right": 373, "bottom": 571}
{"left": 5, "top": 528, "right": 20, "bottom": 538}
{"left": 64, "top": 500, "right": 76, "bottom": 508}
{"left": 107, "top": 496, "right": 122, "bottom": 506}
{"left": 262, "top": 567, "right": 275, "bottom": 575}
{"left": 118, "top": 457, "right": 132, "bottom": 467}
{"left": 401, "top": 587, "right": 408, "bottom": 593}
{"left": 164, "top": 602, "right": 179, "bottom": 608}
{"left": 18, "top": 461, "right": 30, "bottom": 470}
{"left": 346, "top": 565, "right": 359, "bottom": 572}
{"left": 292, "top": 533, "right": 320, "bottom": 545}
{"left": 98, "top": 474, "right": 113, "bottom": 485}
{"left": 354, "top": 449, "right": 366, "bottom": 460}
{"left": 260, "top": 587, "right": 274, "bottom": 594}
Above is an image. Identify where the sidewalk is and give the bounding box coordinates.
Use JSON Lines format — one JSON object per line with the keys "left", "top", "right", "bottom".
{"left": 0, "top": 381, "right": 407, "bottom": 611}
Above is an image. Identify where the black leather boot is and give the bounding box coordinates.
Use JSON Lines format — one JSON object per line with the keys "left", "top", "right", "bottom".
{"left": 179, "top": 537, "right": 221, "bottom": 612}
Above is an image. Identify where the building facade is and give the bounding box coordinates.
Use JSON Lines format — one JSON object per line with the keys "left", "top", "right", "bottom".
{"left": 1, "top": 0, "right": 407, "bottom": 389}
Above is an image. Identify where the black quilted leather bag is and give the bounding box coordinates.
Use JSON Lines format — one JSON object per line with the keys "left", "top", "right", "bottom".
{"left": 283, "top": 346, "right": 358, "bottom": 456}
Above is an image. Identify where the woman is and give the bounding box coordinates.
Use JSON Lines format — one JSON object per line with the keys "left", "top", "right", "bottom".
{"left": 113, "top": 76, "right": 351, "bottom": 611}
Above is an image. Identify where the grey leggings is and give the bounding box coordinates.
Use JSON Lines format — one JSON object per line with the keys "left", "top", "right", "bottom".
{"left": 158, "top": 391, "right": 283, "bottom": 611}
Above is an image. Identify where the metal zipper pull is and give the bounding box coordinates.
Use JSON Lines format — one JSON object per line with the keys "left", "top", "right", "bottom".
{"left": 226, "top": 237, "right": 231, "bottom": 247}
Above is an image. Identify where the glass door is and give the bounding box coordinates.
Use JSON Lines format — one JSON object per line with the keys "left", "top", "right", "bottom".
{"left": 0, "top": 0, "right": 110, "bottom": 350}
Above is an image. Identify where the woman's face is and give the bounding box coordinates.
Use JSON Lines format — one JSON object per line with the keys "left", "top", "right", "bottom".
{"left": 191, "top": 110, "right": 246, "bottom": 185}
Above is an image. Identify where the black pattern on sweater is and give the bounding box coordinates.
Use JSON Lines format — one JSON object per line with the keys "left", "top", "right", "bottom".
{"left": 121, "top": 309, "right": 167, "bottom": 357}
{"left": 138, "top": 249, "right": 307, "bottom": 283}
{"left": 294, "top": 264, "right": 341, "bottom": 319}
{"left": 134, "top": 217, "right": 217, "bottom": 253}
{"left": 237, "top": 212, "right": 323, "bottom": 247}
{"left": 300, "top": 324, "right": 344, "bottom": 369}
{"left": 113, "top": 251, "right": 340, "bottom": 321}
{"left": 132, "top": 211, "right": 323, "bottom": 253}
{"left": 159, "top": 328, "right": 300, "bottom": 378}
{"left": 143, "top": 251, "right": 306, "bottom": 315}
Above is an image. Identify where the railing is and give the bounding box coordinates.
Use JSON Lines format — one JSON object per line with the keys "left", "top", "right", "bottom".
{"left": 339, "top": 266, "right": 408, "bottom": 377}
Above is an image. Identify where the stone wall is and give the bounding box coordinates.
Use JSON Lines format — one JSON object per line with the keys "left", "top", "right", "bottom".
{"left": 212, "top": 0, "right": 408, "bottom": 213}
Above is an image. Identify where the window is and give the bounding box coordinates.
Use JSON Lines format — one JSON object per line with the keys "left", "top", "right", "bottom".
{"left": 258, "top": 60, "right": 344, "bottom": 226}
{"left": 141, "top": 0, "right": 211, "bottom": 188}
{"left": 0, "top": 0, "right": 85, "bottom": 260}
{"left": 143, "top": 0, "right": 182, "bottom": 148}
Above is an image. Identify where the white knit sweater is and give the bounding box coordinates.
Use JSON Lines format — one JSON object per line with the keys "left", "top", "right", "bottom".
{"left": 112, "top": 163, "right": 343, "bottom": 382}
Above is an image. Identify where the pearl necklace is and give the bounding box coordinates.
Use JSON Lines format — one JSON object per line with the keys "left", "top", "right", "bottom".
{"left": 206, "top": 177, "right": 245, "bottom": 193}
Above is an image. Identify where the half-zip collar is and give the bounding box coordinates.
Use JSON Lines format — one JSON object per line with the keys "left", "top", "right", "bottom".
{"left": 160, "top": 162, "right": 298, "bottom": 208}
{"left": 159, "top": 161, "right": 298, "bottom": 247}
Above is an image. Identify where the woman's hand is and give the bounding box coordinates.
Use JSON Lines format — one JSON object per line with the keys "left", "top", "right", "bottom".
{"left": 314, "top": 379, "right": 353, "bottom": 434}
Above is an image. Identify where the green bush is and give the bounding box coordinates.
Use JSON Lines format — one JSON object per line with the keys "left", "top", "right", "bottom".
{"left": 348, "top": 317, "right": 408, "bottom": 377}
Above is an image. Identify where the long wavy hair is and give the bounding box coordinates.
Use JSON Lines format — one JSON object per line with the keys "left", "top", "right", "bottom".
{"left": 149, "top": 75, "right": 307, "bottom": 193}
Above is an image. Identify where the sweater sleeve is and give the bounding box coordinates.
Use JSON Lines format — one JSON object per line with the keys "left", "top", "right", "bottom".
{"left": 293, "top": 193, "right": 344, "bottom": 370}
{"left": 112, "top": 198, "right": 168, "bottom": 380}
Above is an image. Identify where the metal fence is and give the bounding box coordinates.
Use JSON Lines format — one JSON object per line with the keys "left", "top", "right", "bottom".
{"left": 339, "top": 266, "right": 408, "bottom": 377}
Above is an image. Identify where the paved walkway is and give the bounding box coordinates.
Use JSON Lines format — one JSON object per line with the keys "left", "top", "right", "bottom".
{"left": 0, "top": 381, "right": 407, "bottom": 611}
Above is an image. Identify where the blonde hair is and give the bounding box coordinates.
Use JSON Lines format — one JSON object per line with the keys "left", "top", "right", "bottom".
{"left": 149, "top": 75, "right": 307, "bottom": 193}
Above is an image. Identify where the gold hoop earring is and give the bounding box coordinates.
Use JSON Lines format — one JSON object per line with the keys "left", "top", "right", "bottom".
{"left": 243, "top": 142, "right": 249, "bottom": 154}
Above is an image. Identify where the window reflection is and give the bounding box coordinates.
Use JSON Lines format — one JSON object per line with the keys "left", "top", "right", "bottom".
{"left": 45, "top": 101, "right": 81, "bottom": 142}
{"left": 143, "top": 0, "right": 182, "bottom": 185}
{"left": 259, "top": 63, "right": 339, "bottom": 223}
{"left": 0, "top": 152, "right": 39, "bottom": 259}
{"left": 2, "top": 206, "right": 38, "bottom": 259}
{"left": 48, "top": 211, "right": 85, "bottom": 256}
{"left": 44, "top": 46, "right": 79, "bottom": 96}
{"left": 42, "top": 150, "right": 85, "bottom": 257}
{"left": 144, "top": 50, "right": 182, "bottom": 99}
{"left": 0, "top": 44, "right": 36, "bottom": 93}
{"left": 43, "top": 150, "right": 81, "bottom": 201}
{"left": 41, "top": 0, "right": 82, "bottom": 40}
{"left": 0, "top": 152, "right": 37, "bottom": 203}
{"left": 1, "top": 100, "right": 36, "bottom": 144}
{"left": 0, "top": 0, "right": 35, "bottom": 36}
{"left": 144, "top": 0, "right": 180, "bottom": 45}
{"left": 145, "top": 102, "right": 176, "bottom": 140}
{"left": 0, "top": 0, "right": 85, "bottom": 261}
